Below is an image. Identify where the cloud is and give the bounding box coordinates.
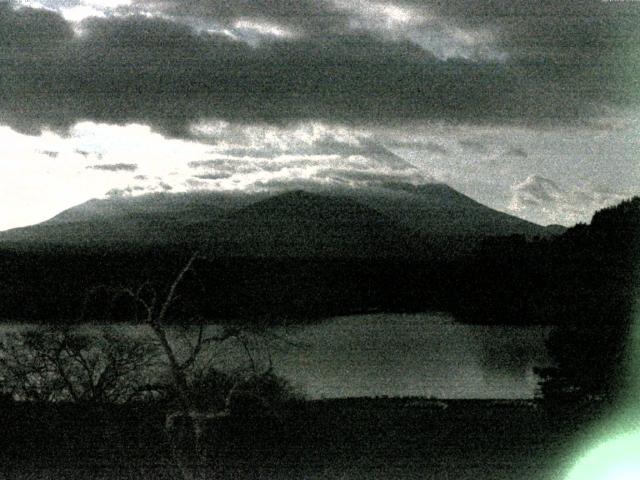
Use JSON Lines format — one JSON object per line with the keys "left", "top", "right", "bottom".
{"left": 39, "top": 150, "right": 59, "bottom": 158}
{"left": 459, "top": 139, "right": 488, "bottom": 154}
{"left": 130, "top": 0, "right": 349, "bottom": 37}
{"left": 504, "top": 146, "right": 528, "bottom": 158}
{"left": 188, "top": 158, "right": 254, "bottom": 171}
{"left": 0, "top": 2, "right": 73, "bottom": 46}
{"left": 194, "top": 172, "right": 233, "bottom": 180}
{"left": 508, "top": 175, "right": 629, "bottom": 226}
{"left": 333, "top": 0, "right": 506, "bottom": 61}
{"left": 25, "top": 0, "right": 503, "bottom": 61}
{"left": 313, "top": 168, "right": 432, "bottom": 187}
{"left": 105, "top": 185, "right": 145, "bottom": 198}
{"left": 105, "top": 179, "right": 173, "bottom": 198}
{"left": 1, "top": 1, "right": 636, "bottom": 137}
{"left": 423, "top": 142, "right": 448, "bottom": 155}
{"left": 183, "top": 122, "right": 430, "bottom": 189}
{"left": 0, "top": 119, "right": 430, "bottom": 232}
{"left": 87, "top": 162, "right": 138, "bottom": 171}
{"left": 54, "top": 121, "right": 430, "bottom": 199}
{"left": 232, "top": 18, "right": 298, "bottom": 42}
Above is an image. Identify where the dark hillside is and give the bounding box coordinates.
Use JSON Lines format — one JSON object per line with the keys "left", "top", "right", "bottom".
{"left": 203, "top": 190, "right": 419, "bottom": 258}
{"left": 448, "top": 197, "right": 640, "bottom": 403}
{"left": 0, "top": 399, "right": 596, "bottom": 480}
{"left": 0, "top": 184, "right": 554, "bottom": 251}
{"left": 0, "top": 184, "right": 559, "bottom": 322}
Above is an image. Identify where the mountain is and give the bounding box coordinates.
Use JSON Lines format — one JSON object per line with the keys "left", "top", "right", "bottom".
{"left": 198, "top": 190, "right": 417, "bottom": 258}
{"left": 0, "top": 191, "right": 264, "bottom": 247}
{"left": 0, "top": 183, "right": 561, "bottom": 257}
{"left": 0, "top": 183, "right": 581, "bottom": 323}
{"left": 345, "top": 182, "right": 553, "bottom": 237}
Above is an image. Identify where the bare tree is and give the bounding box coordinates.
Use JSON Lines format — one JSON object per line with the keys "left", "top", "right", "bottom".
{"left": 118, "top": 252, "right": 241, "bottom": 410}
{"left": 0, "top": 326, "right": 160, "bottom": 403}
{"left": 115, "top": 252, "right": 248, "bottom": 478}
{"left": 0, "top": 251, "right": 304, "bottom": 480}
{"left": 118, "top": 252, "right": 309, "bottom": 480}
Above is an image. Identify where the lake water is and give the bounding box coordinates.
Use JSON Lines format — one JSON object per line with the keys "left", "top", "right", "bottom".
{"left": 270, "top": 313, "right": 551, "bottom": 399}
{"left": 0, "top": 312, "right": 551, "bottom": 399}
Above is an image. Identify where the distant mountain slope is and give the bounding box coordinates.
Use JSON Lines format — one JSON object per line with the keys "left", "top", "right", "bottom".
{"left": 199, "top": 190, "right": 417, "bottom": 258}
{"left": 0, "top": 183, "right": 561, "bottom": 256}
{"left": 46, "top": 190, "right": 265, "bottom": 224}
{"left": 0, "top": 191, "right": 264, "bottom": 247}
{"left": 347, "top": 182, "right": 553, "bottom": 237}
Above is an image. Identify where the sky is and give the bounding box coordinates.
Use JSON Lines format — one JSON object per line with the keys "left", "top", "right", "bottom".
{"left": 1, "top": 0, "right": 639, "bottom": 230}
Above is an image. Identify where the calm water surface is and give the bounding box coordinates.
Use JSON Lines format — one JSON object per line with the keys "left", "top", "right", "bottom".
{"left": 0, "top": 312, "right": 551, "bottom": 399}
{"left": 271, "top": 313, "right": 551, "bottom": 399}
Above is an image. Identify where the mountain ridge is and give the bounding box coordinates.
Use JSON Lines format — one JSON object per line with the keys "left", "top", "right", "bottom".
{"left": 0, "top": 183, "right": 563, "bottom": 257}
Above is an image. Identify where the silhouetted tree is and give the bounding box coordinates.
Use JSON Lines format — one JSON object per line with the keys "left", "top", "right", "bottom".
{"left": 536, "top": 197, "right": 640, "bottom": 404}
{"left": 0, "top": 326, "right": 159, "bottom": 403}
{"left": 114, "top": 251, "right": 302, "bottom": 479}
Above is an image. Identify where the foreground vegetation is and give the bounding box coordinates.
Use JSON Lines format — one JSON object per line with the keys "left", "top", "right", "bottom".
{"left": 0, "top": 397, "right": 607, "bottom": 480}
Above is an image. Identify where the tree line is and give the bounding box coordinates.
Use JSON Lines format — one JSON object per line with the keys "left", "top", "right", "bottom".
{"left": 449, "top": 197, "right": 639, "bottom": 403}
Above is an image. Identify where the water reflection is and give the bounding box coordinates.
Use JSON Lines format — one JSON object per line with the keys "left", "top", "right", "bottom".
{"left": 0, "top": 313, "right": 551, "bottom": 399}
{"left": 271, "top": 313, "right": 551, "bottom": 399}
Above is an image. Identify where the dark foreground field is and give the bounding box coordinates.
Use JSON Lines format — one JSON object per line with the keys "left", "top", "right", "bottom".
{"left": 0, "top": 399, "right": 606, "bottom": 480}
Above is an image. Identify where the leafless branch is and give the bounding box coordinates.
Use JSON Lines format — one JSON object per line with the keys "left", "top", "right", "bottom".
{"left": 156, "top": 251, "right": 200, "bottom": 326}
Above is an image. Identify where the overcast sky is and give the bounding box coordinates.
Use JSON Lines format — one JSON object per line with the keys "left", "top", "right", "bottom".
{"left": 1, "top": 0, "right": 639, "bottom": 230}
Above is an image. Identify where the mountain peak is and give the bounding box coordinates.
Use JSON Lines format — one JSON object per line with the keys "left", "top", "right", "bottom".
{"left": 0, "top": 182, "right": 556, "bottom": 254}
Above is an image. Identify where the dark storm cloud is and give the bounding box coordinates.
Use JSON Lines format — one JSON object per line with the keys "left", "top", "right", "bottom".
{"left": 133, "top": 0, "right": 350, "bottom": 36}
{"left": 87, "top": 163, "right": 138, "bottom": 172}
{"left": 426, "top": 0, "right": 640, "bottom": 106}
{"left": 0, "top": 0, "right": 637, "bottom": 137}
{"left": 426, "top": 0, "right": 636, "bottom": 59}
{"left": 0, "top": 2, "right": 72, "bottom": 46}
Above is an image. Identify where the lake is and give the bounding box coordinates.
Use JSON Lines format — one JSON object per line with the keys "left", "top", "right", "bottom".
{"left": 270, "top": 313, "right": 551, "bottom": 399}
{"left": 0, "top": 312, "right": 551, "bottom": 399}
